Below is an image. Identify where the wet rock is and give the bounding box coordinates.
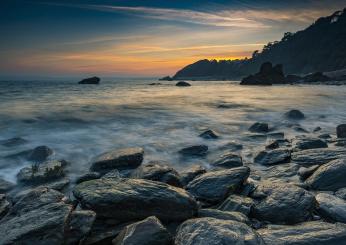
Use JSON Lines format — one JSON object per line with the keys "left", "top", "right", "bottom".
{"left": 291, "top": 148, "right": 346, "bottom": 166}
{"left": 267, "top": 132, "right": 285, "bottom": 139}
{"left": 78, "top": 76, "right": 100, "bottom": 84}
{"left": 176, "top": 81, "right": 191, "bottom": 87}
{"left": 179, "top": 165, "right": 206, "bottom": 186}
{"left": 0, "top": 137, "right": 28, "bottom": 147}
{"left": 293, "top": 126, "right": 309, "bottom": 133}
{"left": 131, "top": 161, "right": 182, "bottom": 187}
{"left": 0, "top": 194, "right": 10, "bottom": 219}
{"left": 298, "top": 165, "right": 319, "bottom": 180}
{"left": 199, "top": 129, "right": 219, "bottom": 139}
{"left": 284, "top": 109, "right": 305, "bottom": 120}
{"left": 27, "top": 145, "right": 53, "bottom": 162}
{"left": 0, "top": 178, "right": 15, "bottom": 194}
{"left": 292, "top": 137, "right": 328, "bottom": 151}
{"left": 66, "top": 210, "right": 96, "bottom": 244}
{"left": 186, "top": 167, "right": 250, "bottom": 204}
{"left": 175, "top": 217, "right": 264, "bottom": 245}
{"left": 313, "top": 126, "right": 322, "bottom": 132}
{"left": 211, "top": 152, "right": 243, "bottom": 169}
{"left": 0, "top": 187, "right": 72, "bottom": 244}
{"left": 43, "top": 177, "right": 70, "bottom": 191}
{"left": 76, "top": 172, "right": 101, "bottom": 184}
{"left": 337, "top": 124, "right": 346, "bottom": 138}
{"left": 265, "top": 139, "right": 290, "bottom": 150}
{"left": 112, "top": 216, "right": 172, "bottom": 245}
{"left": 218, "top": 194, "right": 254, "bottom": 216}
{"left": 90, "top": 147, "right": 144, "bottom": 174}
{"left": 336, "top": 188, "right": 346, "bottom": 200}
{"left": 73, "top": 177, "right": 197, "bottom": 221}
{"left": 250, "top": 182, "right": 316, "bottom": 224}
{"left": 240, "top": 62, "right": 285, "bottom": 86}
{"left": 306, "top": 159, "right": 346, "bottom": 191}
{"left": 219, "top": 142, "right": 243, "bottom": 151}
{"left": 258, "top": 221, "right": 346, "bottom": 245}
{"left": 316, "top": 193, "right": 346, "bottom": 223}
{"left": 319, "top": 133, "right": 332, "bottom": 139}
{"left": 260, "top": 163, "right": 300, "bottom": 183}
{"left": 178, "top": 145, "right": 208, "bottom": 157}
{"left": 254, "top": 149, "right": 291, "bottom": 166}
{"left": 249, "top": 122, "right": 269, "bottom": 133}
{"left": 198, "top": 209, "right": 249, "bottom": 224}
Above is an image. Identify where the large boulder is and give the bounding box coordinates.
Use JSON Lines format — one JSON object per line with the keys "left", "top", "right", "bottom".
{"left": 211, "top": 152, "right": 243, "bottom": 169}
{"left": 186, "top": 167, "right": 250, "bottom": 204}
{"left": 178, "top": 145, "right": 208, "bottom": 157}
{"left": 250, "top": 182, "right": 316, "bottom": 224}
{"left": 306, "top": 159, "right": 346, "bottom": 191}
{"left": 316, "top": 193, "right": 346, "bottom": 223}
{"left": 175, "top": 217, "right": 264, "bottom": 245}
{"left": 258, "top": 221, "right": 346, "bottom": 245}
{"left": 254, "top": 149, "right": 291, "bottom": 166}
{"left": 73, "top": 177, "right": 197, "bottom": 221}
{"left": 337, "top": 124, "right": 346, "bottom": 138}
{"left": 198, "top": 209, "right": 249, "bottom": 224}
{"left": 292, "top": 137, "right": 328, "bottom": 151}
{"left": 179, "top": 165, "right": 206, "bottom": 186}
{"left": 284, "top": 109, "right": 305, "bottom": 120}
{"left": 90, "top": 147, "right": 144, "bottom": 174}
{"left": 249, "top": 122, "right": 269, "bottom": 133}
{"left": 291, "top": 148, "right": 346, "bottom": 166}
{"left": 78, "top": 76, "right": 100, "bottom": 84}
{"left": 112, "top": 216, "right": 172, "bottom": 245}
{"left": 218, "top": 194, "right": 254, "bottom": 216}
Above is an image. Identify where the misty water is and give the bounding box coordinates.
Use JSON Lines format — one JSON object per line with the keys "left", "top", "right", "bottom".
{"left": 1, "top": 79, "right": 346, "bottom": 183}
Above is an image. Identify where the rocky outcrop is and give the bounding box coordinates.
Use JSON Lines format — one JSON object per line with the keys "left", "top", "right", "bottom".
{"left": 175, "top": 81, "right": 191, "bottom": 87}
{"left": 316, "top": 193, "right": 346, "bottom": 223}
{"left": 178, "top": 145, "right": 208, "bottom": 157}
{"left": 78, "top": 76, "right": 100, "bottom": 84}
{"left": 254, "top": 149, "right": 291, "bottom": 166}
{"left": 240, "top": 62, "right": 286, "bottom": 85}
{"left": 337, "top": 124, "right": 346, "bottom": 138}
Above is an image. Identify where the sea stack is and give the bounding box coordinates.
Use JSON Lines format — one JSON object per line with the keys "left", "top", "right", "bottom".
{"left": 78, "top": 76, "right": 100, "bottom": 84}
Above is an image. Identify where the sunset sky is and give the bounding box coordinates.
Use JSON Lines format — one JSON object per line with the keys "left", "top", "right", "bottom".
{"left": 1, "top": 0, "right": 346, "bottom": 78}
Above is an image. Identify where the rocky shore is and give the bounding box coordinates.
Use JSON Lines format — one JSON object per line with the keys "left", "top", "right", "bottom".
{"left": 1, "top": 112, "right": 346, "bottom": 244}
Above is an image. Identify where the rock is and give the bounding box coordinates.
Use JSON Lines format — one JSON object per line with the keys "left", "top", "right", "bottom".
{"left": 179, "top": 165, "right": 206, "bottom": 186}
{"left": 159, "top": 76, "right": 173, "bottom": 81}
{"left": 267, "top": 132, "right": 285, "bottom": 139}
{"left": 293, "top": 125, "right": 309, "bottom": 133}
{"left": 186, "top": 167, "right": 250, "bottom": 204}
{"left": 258, "top": 221, "right": 346, "bottom": 245}
{"left": 66, "top": 210, "right": 96, "bottom": 244}
{"left": 43, "top": 177, "right": 70, "bottom": 191}
{"left": 218, "top": 194, "right": 254, "bottom": 216}
{"left": 199, "top": 129, "right": 219, "bottom": 139}
{"left": 175, "top": 81, "right": 191, "bottom": 87}
{"left": 17, "top": 160, "right": 67, "bottom": 185}
{"left": 336, "top": 188, "right": 346, "bottom": 200}
{"left": 316, "top": 193, "right": 346, "bottom": 223}
{"left": 306, "top": 159, "right": 346, "bottom": 191}
{"left": 260, "top": 163, "right": 300, "bottom": 183}
{"left": 313, "top": 126, "right": 322, "bottom": 132}
{"left": 73, "top": 178, "right": 197, "bottom": 221}
{"left": 0, "top": 178, "right": 15, "bottom": 193}
{"left": 219, "top": 142, "right": 243, "bottom": 151}
{"left": 112, "top": 216, "right": 172, "bottom": 245}
{"left": 76, "top": 172, "right": 101, "bottom": 184}
{"left": 178, "top": 145, "right": 208, "bottom": 157}
{"left": 298, "top": 165, "right": 319, "bottom": 180}
{"left": 291, "top": 148, "right": 346, "bottom": 166}
{"left": 211, "top": 152, "right": 243, "bottom": 169}
{"left": 240, "top": 62, "right": 285, "bottom": 86}
{"left": 285, "top": 74, "right": 302, "bottom": 83}
{"left": 0, "top": 137, "right": 28, "bottom": 147}
{"left": 27, "top": 145, "right": 53, "bottom": 162}
{"left": 250, "top": 182, "right": 316, "bottom": 224}
{"left": 78, "top": 76, "right": 100, "bottom": 84}
{"left": 303, "top": 72, "right": 330, "bottom": 83}
{"left": 292, "top": 137, "right": 328, "bottom": 150}
{"left": 198, "top": 209, "right": 249, "bottom": 224}
{"left": 0, "top": 187, "right": 72, "bottom": 244}
{"left": 249, "top": 122, "right": 269, "bottom": 133}
{"left": 265, "top": 141, "right": 279, "bottom": 150}
{"left": 337, "top": 124, "right": 346, "bottom": 138}
{"left": 130, "top": 162, "right": 182, "bottom": 187}
{"left": 90, "top": 147, "right": 144, "bottom": 174}
{"left": 175, "top": 217, "right": 264, "bottom": 245}
{"left": 319, "top": 133, "right": 332, "bottom": 139}
{"left": 0, "top": 194, "right": 10, "bottom": 219}
{"left": 266, "top": 139, "right": 290, "bottom": 150}
{"left": 148, "top": 82, "right": 162, "bottom": 86}
{"left": 284, "top": 109, "right": 305, "bottom": 120}
{"left": 254, "top": 149, "right": 291, "bottom": 166}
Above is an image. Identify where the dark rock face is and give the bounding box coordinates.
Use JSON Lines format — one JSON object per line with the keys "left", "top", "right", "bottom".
{"left": 254, "top": 149, "right": 291, "bottom": 166}
{"left": 198, "top": 209, "right": 249, "bottom": 224}
{"left": 199, "top": 129, "right": 219, "bottom": 139}
{"left": 316, "top": 193, "right": 346, "bottom": 223}
{"left": 90, "top": 147, "right": 144, "bottom": 174}
{"left": 291, "top": 148, "right": 346, "bottom": 166}
{"left": 0, "top": 187, "right": 73, "bottom": 245}
{"left": 250, "top": 182, "right": 316, "bottom": 224}
{"left": 306, "top": 159, "right": 346, "bottom": 191}
{"left": 0, "top": 178, "right": 15, "bottom": 193}
{"left": 249, "top": 122, "right": 269, "bottom": 133}
{"left": 78, "top": 76, "right": 100, "bottom": 84}
{"left": 186, "top": 167, "right": 250, "bottom": 204}
{"left": 130, "top": 162, "right": 182, "bottom": 187}
{"left": 159, "top": 76, "right": 173, "bottom": 81}
{"left": 179, "top": 165, "right": 206, "bottom": 186}
{"left": 337, "top": 124, "right": 346, "bottom": 138}
{"left": 258, "top": 221, "right": 346, "bottom": 245}
{"left": 292, "top": 137, "right": 328, "bottom": 150}
{"left": 303, "top": 72, "right": 330, "bottom": 83}
{"left": 175, "top": 81, "right": 191, "bottom": 87}
{"left": 211, "top": 152, "right": 243, "bottom": 169}
{"left": 175, "top": 217, "right": 264, "bottom": 245}
{"left": 76, "top": 172, "right": 101, "bottom": 184}
{"left": 0, "top": 137, "right": 28, "bottom": 147}
{"left": 284, "top": 110, "right": 305, "bottom": 120}
{"left": 0, "top": 194, "right": 10, "bottom": 219}
{"left": 218, "top": 194, "right": 254, "bottom": 216}
{"left": 178, "top": 145, "right": 208, "bottom": 157}
{"left": 66, "top": 210, "right": 96, "bottom": 244}
{"left": 73, "top": 178, "right": 197, "bottom": 221}
{"left": 240, "top": 62, "right": 285, "bottom": 86}
{"left": 112, "top": 216, "right": 172, "bottom": 245}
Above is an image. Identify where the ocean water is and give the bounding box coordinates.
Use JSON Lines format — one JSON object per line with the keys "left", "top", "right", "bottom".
{"left": 1, "top": 79, "right": 346, "bottom": 182}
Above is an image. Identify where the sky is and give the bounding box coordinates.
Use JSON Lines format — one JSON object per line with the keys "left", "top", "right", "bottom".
{"left": 1, "top": 0, "right": 346, "bottom": 78}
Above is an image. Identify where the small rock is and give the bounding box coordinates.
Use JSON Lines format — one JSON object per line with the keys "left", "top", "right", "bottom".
{"left": 316, "top": 193, "right": 346, "bottom": 223}
{"left": 265, "top": 139, "right": 290, "bottom": 150}
{"left": 78, "top": 76, "right": 100, "bottom": 84}
{"left": 292, "top": 137, "right": 328, "bottom": 150}
{"left": 211, "top": 152, "right": 243, "bottom": 169}
{"left": 199, "top": 129, "right": 219, "bottom": 139}
{"left": 76, "top": 172, "right": 101, "bottom": 184}
{"left": 179, "top": 165, "right": 206, "bottom": 186}
{"left": 218, "top": 194, "right": 254, "bottom": 216}
{"left": 27, "top": 145, "right": 53, "bottom": 162}
{"left": 249, "top": 122, "right": 269, "bottom": 133}
{"left": 178, "top": 145, "right": 208, "bottom": 157}
{"left": 175, "top": 81, "right": 191, "bottom": 87}
{"left": 66, "top": 210, "right": 96, "bottom": 244}
{"left": 298, "top": 165, "right": 319, "bottom": 180}
{"left": 337, "top": 124, "right": 346, "bottom": 138}
{"left": 198, "top": 209, "right": 249, "bottom": 224}
{"left": 285, "top": 109, "right": 305, "bottom": 120}
{"left": 254, "top": 149, "right": 291, "bottom": 166}
{"left": 313, "top": 126, "right": 322, "bottom": 132}
{"left": 319, "top": 133, "right": 332, "bottom": 139}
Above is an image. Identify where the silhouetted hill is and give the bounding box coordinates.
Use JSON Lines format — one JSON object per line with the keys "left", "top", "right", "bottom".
{"left": 173, "top": 8, "right": 346, "bottom": 80}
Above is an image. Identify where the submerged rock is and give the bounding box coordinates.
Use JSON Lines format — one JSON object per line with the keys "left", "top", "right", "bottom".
{"left": 73, "top": 177, "right": 197, "bottom": 221}
{"left": 291, "top": 148, "right": 346, "bottom": 166}
{"left": 249, "top": 122, "right": 269, "bottom": 133}
{"left": 179, "top": 165, "right": 206, "bottom": 186}
{"left": 198, "top": 209, "right": 249, "bottom": 224}
{"left": 316, "top": 193, "right": 346, "bottom": 223}
{"left": 112, "top": 216, "right": 172, "bottom": 245}
{"left": 175, "top": 217, "right": 264, "bottom": 245}
{"left": 90, "top": 147, "right": 144, "bottom": 174}
{"left": 186, "top": 167, "right": 250, "bottom": 204}
{"left": 176, "top": 81, "right": 191, "bottom": 87}
{"left": 218, "top": 194, "right": 254, "bottom": 216}
{"left": 78, "top": 76, "right": 100, "bottom": 84}
{"left": 199, "top": 129, "right": 219, "bottom": 139}
{"left": 0, "top": 178, "right": 15, "bottom": 193}
{"left": 284, "top": 109, "right": 305, "bottom": 120}
{"left": 292, "top": 137, "right": 328, "bottom": 151}
{"left": 178, "top": 145, "right": 208, "bottom": 157}
{"left": 254, "top": 149, "right": 291, "bottom": 166}
{"left": 211, "top": 152, "right": 243, "bottom": 169}
{"left": 337, "top": 124, "right": 346, "bottom": 138}
{"left": 0, "top": 137, "right": 28, "bottom": 147}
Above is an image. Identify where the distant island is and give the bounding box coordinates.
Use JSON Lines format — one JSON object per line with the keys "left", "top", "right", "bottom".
{"left": 170, "top": 9, "right": 346, "bottom": 81}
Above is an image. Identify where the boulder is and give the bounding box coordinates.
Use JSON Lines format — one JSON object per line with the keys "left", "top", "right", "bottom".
{"left": 112, "top": 216, "right": 172, "bottom": 245}
{"left": 254, "top": 149, "right": 291, "bottom": 166}
{"left": 250, "top": 182, "right": 316, "bottom": 224}
{"left": 90, "top": 147, "right": 144, "bottom": 174}
{"left": 258, "top": 221, "right": 346, "bottom": 245}
{"left": 0, "top": 137, "right": 28, "bottom": 147}
{"left": 306, "top": 159, "right": 346, "bottom": 191}
{"left": 211, "top": 152, "right": 243, "bottom": 169}
{"left": 199, "top": 129, "right": 219, "bottom": 139}
{"left": 0, "top": 178, "right": 15, "bottom": 193}
{"left": 284, "top": 109, "right": 305, "bottom": 120}
{"left": 240, "top": 62, "right": 285, "bottom": 86}
{"left": 292, "top": 137, "right": 328, "bottom": 150}
{"left": 0, "top": 194, "right": 10, "bottom": 219}
{"left": 66, "top": 210, "right": 96, "bottom": 244}
{"left": 73, "top": 177, "right": 197, "bottom": 221}
{"left": 186, "top": 167, "right": 250, "bottom": 204}
{"left": 316, "top": 193, "right": 346, "bottom": 223}
{"left": 78, "top": 76, "right": 100, "bottom": 84}
{"left": 179, "top": 165, "right": 206, "bottom": 186}
{"left": 75, "top": 172, "right": 101, "bottom": 184}
{"left": 175, "top": 217, "right": 264, "bottom": 245}
{"left": 337, "top": 124, "right": 346, "bottom": 138}
{"left": 176, "top": 81, "right": 191, "bottom": 87}
{"left": 178, "top": 145, "right": 208, "bottom": 157}
{"left": 291, "top": 148, "right": 346, "bottom": 166}
{"left": 249, "top": 122, "right": 269, "bottom": 133}
{"left": 198, "top": 209, "right": 249, "bottom": 224}
{"left": 218, "top": 194, "right": 254, "bottom": 216}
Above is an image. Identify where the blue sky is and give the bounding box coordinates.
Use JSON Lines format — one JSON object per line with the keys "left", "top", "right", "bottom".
{"left": 1, "top": 0, "right": 345, "bottom": 78}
